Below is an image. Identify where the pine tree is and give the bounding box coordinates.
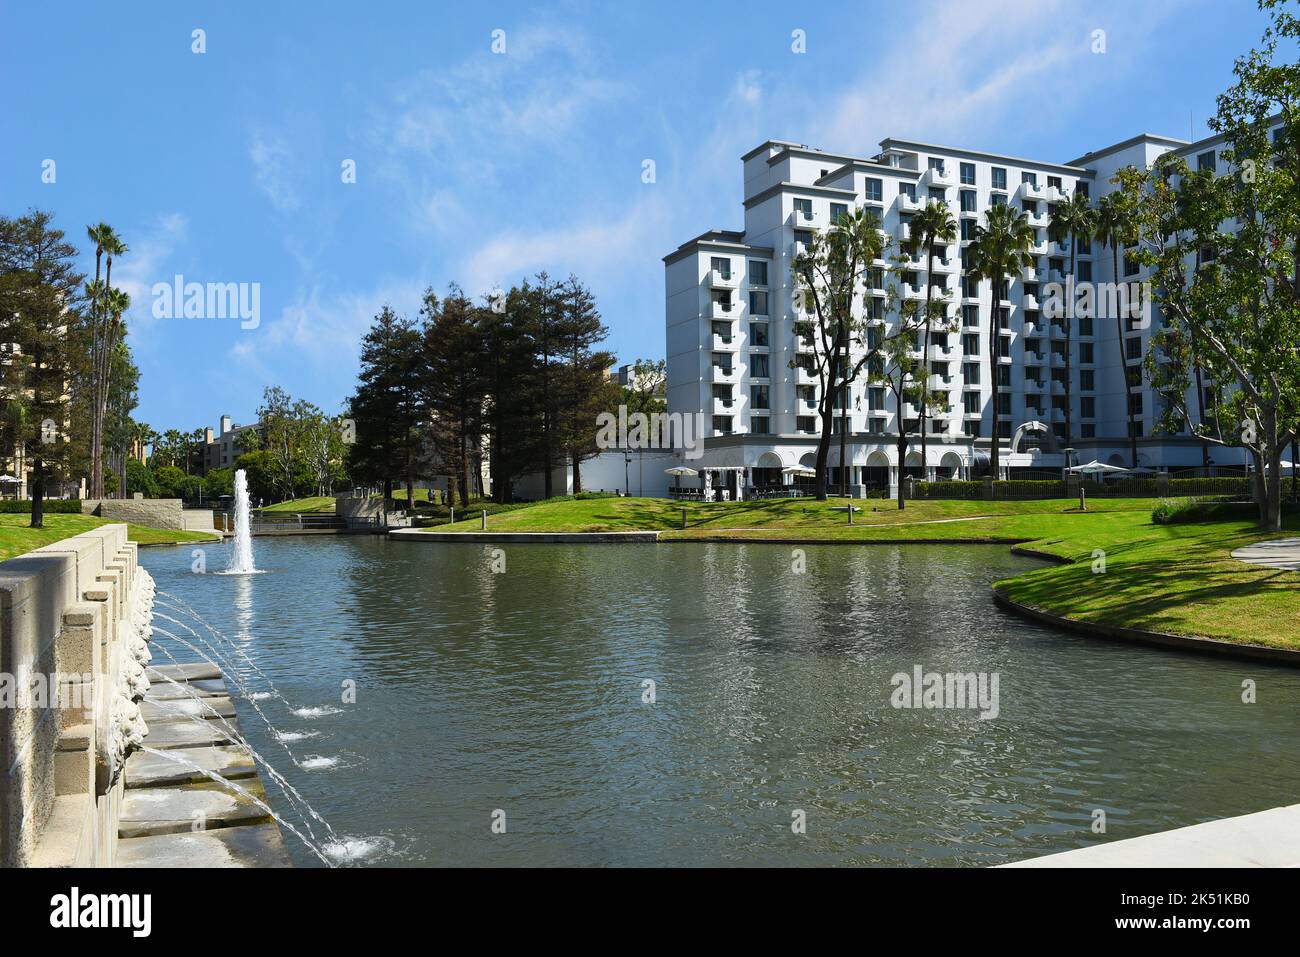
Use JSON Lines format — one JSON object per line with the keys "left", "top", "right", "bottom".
{"left": 0, "top": 212, "right": 84, "bottom": 528}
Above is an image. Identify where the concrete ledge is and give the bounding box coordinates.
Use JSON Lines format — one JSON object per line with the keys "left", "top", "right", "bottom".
{"left": 1003, "top": 802, "right": 1300, "bottom": 867}
{"left": 389, "top": 529, "right": 661, "bottom": 543}
{"left": 992, "top": 587, "right": 1300, "bottom": 667}
{"left": 116, "top": 821, "right": 292, "bottom": 868}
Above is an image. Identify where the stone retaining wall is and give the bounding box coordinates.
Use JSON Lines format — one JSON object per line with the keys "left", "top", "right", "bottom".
{"left": 81, "top": 498, "right": 185, "bottom": 530}
{"left": 0, "top": 524, "right": 148, "bottom": 866}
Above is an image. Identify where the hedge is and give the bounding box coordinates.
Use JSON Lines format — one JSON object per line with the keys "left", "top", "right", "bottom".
{"left": 0, "top": 499, "right": 83, "bottom": 514}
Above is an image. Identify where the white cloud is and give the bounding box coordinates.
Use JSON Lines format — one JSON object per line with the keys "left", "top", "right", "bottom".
{"left": 112, "top": 212, "right": 188, "bottom": 330}
{"left": 248, "top": 131, "right": 302, "bottom": 213}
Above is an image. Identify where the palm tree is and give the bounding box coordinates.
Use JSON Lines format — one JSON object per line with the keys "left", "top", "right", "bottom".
{"left": 965, "top": 203, "right": 1036, "bottom": 481}
{"left": 1047, "top": 190, "right": 1095, "bottom": 446}
{"left": 85, "top": 223, "right": 113, "bottom": 498}
{"left": 903, "top": 199, "right": 957, "bottom": 473}
{"left": 92, "top": 230, "right": 127, "bottom": 499}
{"left": 1094, "top": 192, "right": 1140, "bottom": 468}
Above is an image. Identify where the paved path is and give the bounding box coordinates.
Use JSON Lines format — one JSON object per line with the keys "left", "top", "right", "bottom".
{"left": 1003, "top": 803, "right": 1300, "bottom": 867}
{"left": 1230, "top": 536, "right": 1300, "bottom": 571}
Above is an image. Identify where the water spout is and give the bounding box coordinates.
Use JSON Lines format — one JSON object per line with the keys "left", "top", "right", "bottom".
{"left": 225, "top": 469, "right": 258, "bottom": 574}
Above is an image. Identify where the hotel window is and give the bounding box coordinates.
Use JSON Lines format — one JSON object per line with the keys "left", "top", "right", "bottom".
{"left": 960, "top": 162, "right": 976, "bottom": 185}
{"left": 1081, "top": 397, "right": 1095, "bottom": 418}
{"left": 864, "top": 178, "right": 883, "bottom": 202}
{"left": 713, "top": 415, "right": 733, "bottom": 434}
{"left": 749, "top": 322, "right": 768, "bottom": 346}
{"left": 1125, "top": 337, "right": 1142, "bottom": 361}
{"left": 1047, "top": 175, "right": 1062, "bottom": 190}
{"left": 794, "top": 229, "right": 813, "bottom": 250}
{"left": 749, "top": 416, "right": 770, "bottom": 434}
{"left": 750, "top": 385, "right": 769, "bottom": 409}
{"left": 868, "top": 387, "right": 885, "bottom": 411}
{"left": 1128, "top": 393, "right": 1144, "bottom": 416}
{"left": 867, "top": 419, "right": 886, "bottom": 435}
{"left": 963, "top": 393, "right": 980, "bottom": 414}
{"left": 990, "top": 193, "right": 1006, "bottom": 207}
{"left": 997, "top": 366, "right": 1011, "bottom": 387}
{"left": 928, "top": 187, "right": 945, "bottom": 202}
{"left": 1076, "top": 182, "right": 1089, "bottom": 198}
{"left": 962, "top": 333, "right": 980, "bottom": 355}
{"left": 1198, "top": 150, "right": 1217, "bottom": 172}
{"left": 963, "top": 422, "right": 979, "bottom": 437}
{"left": 962, "top": 304, "right": 978, "bottom": 327}
{"left": 712, "top": 352, "right": 732, "bottom": 372}
{"left": 1022, "top": 171, "right": 1038, "bottom": 186}
{"left": 869, "top": 266, "right": 884, "bottom": 289}
{"left": 830, "top": 202, "right": 849, "bottom": 222}
{"left": 991, "top": 167, "right": 1007, "bottom": 191}
{"left": 1079, "top": 342, "right": 1094, "bottom": 364}
{"left": 712, "top": 291, "right": 733, "bottom": 312}
{"left": 712, "top": 384, "right": 733, "bottom": 403}
{"left": 997, "top": 393, "right": 1011, "bottom": 414}
{"left": 710, "top": 256, "right": 731, "bottom": 279}
{"left": 1128, "top": 366, "right": 1143, "bottom": 388}
{"left": 960, "top": 218, "right": 976, "bottom": 241}
{"left": 749, "top": 354, "right": 770, "bottom": 377}
{"left": 928, "top": 157, "right": 946, "bottom": 174}
{"left": 749, "top": 260, "right": 768, "bottom": 286}
{"left": 900, "top": 182, "right": 916, "bottom": 201}
{"left": 794, "top": 198, "right": 813, "bottom": 220}
{"left": 963, "top": 362, "right": 980, "bottom": 383}
{"left": 749, "top": 291, "right": 769, "bottom": 315}
{"left": 712, "top": 320, "right": 732, "bottom": 341}
{"left": 796, "top": 416, "right": 817, "bottom": 433}
{"left": 1077, "top": 261, "right": 1092, "bottom": 281}
{"left": 960, "top": 189, "right": 976, "bottom": 212}
{"left": 1078, "top": 316, "right": 1093, "bottom": 337}
{"left": 1080, "top": 369, "right": 1095, "bottom": 391}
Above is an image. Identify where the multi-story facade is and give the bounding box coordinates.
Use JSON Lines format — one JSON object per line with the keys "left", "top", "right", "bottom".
{"left": 664, "top": 129, "right": 1260, "bottom": 495}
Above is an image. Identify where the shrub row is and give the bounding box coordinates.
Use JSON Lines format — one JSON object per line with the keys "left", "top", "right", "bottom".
{"left": 0, "top": 499, "right": 83, "bottom": 514}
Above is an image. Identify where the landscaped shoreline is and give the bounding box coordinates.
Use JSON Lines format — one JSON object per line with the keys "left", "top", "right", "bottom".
{"left": 399, "top": 495, "right": 1300, "bottom": 653}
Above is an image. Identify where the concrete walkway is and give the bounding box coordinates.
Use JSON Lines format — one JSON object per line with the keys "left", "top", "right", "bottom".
{"left": 116, "top": 662, "right": 292, "bottom": 867}
{"left": 1231, "top": 536, "right": 1300, "bottom": 571}
{"left": 1003, "top": 803, "right": 1300, "bottom": 867}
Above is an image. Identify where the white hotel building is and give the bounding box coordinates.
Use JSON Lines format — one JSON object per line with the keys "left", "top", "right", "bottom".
{"left": 663, "top": 129, "right": 1253, "bottom": 496}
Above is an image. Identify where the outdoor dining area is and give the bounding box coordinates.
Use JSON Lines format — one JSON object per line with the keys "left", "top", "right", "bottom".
{"left": 664, "top": 465, "right": 818, "bottom": 501}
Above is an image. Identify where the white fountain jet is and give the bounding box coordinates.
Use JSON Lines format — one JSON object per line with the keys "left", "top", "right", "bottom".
{"left": 224, "top": 468, "right": 260, "bottom": 574}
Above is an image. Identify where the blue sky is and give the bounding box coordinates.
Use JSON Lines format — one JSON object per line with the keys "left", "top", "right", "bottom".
{"left": 0, "top": 0, "right": 1275, "bottom": 434}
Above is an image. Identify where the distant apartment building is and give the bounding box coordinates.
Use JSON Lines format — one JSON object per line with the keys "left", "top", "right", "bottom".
{"left": 664, "top": 125, "right": 1273, "bottom": 495}
{"left": 203, "top": 414, "right": 259, "bottom": 473}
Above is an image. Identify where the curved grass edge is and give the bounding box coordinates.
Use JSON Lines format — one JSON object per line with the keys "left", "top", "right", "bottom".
{"left": 991, "top": 583, "right": 1300, "bottom": 667}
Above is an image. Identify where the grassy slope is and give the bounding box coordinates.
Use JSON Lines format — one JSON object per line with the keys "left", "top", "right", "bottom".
{"left": 433, "top": 496, "right": 1299, "bottom": 649}
{"left": 260, "top": 496, "right": 336, "bottom": 513}
{"left": 0, "top": 514, "right": 217, "bottom": 562}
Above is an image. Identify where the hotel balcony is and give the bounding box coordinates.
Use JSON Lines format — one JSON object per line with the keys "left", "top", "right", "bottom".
{"left": 1022, "top": 293, "right": 1040, "bottom": 312}
{"left": 709, "top": 268, "right": 738, "bottom": 289}
{"left": 1024, "top": 349, "right": 1042, "bottom": 364}
{"left": 710, "top": 364, "right": 737, "bottom": 383}
{"left": 1025, "top": 378, "right": 1043, "bottom": 393}
{"left": 922, "top": 166, "right": 956, "bottom": 189}
{"left": 930, "top": 256, "right": 958, "bottom": 274}
{"left": 795, "top": 365, "right": 818, "bottom": 384}
{"left": 1022, "top": 319, "right": 1038, "bottom": 337}
{"left": 1050, "top": 379, "right": 1066, "bottom": 395}
{"left": 1048, "top": 241, "right": 1070, "bottom": 258}
{"left": 897, "top": 194, "right": 926, "bottom": 215}
{"left": 1049, "top": 352, "right": 1066, "bottom": 368}
{"left": 1018, "top": 181, "right": 1049, "bottom": 202}
{"left": 1025, "top": 210, "right": 1048, "bottom": 228}
{"left": 712, "top": 333, "right": 737, "bottom": 350}
{"left": 712, "top": 396, "right": 737, "bottom": 414}
{"left": 1047, "top": 268, "right": 1068, "bottom": 285}
{"left": 709, "top": 300, "right": 737, "bottom": 320}
{"left": 792, "top": 333, "right": 814, "bottom": 352}
{"left": 896, "top": 220, "right": 914, "bottom": 243}
{"left": 1050, "top": 407, "right": 1066, "bottom": 423}
{"left": 1030, "top": 241, "right": 1049, "bottom": 257}
{"left": 903, "top": 283, "right": 926, "bottom": 300}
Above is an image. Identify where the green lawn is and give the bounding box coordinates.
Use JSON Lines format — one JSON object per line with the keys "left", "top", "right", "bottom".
{"left": 0, "top": 514, "right": 218, "bottom": 562}
{"left": 259, "top": 496, "right": 337, "bottom": 513}
{"left": 432, "top": 495, "right": 1299, "bottom": 650}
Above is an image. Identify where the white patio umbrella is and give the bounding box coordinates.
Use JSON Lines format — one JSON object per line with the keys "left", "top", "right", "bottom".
{"left": 782, "top": 466, "right": 816, "bottom": 476}
{"left": 1069, "top": 460, "right": 1129, "bottom": 482}
{"left": 664, "top": 466, "right": 698, "bottom": 491}
{"left": 0, "top": 475, "right": 20, "bottom": 483}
